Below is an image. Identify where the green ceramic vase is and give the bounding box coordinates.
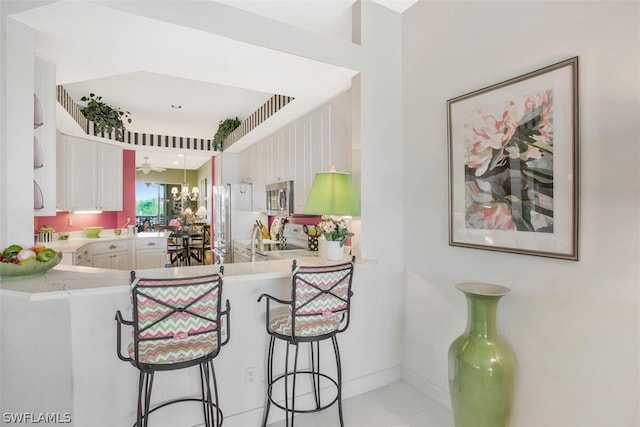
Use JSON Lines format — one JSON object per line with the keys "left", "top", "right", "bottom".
{"left": 448, "top": 282, "right": 515, "bottom": 427}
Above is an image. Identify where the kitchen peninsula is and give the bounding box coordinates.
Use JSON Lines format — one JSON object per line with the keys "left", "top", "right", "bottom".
{"left": 0, "top": 256, "right": 380, "bottom": 427}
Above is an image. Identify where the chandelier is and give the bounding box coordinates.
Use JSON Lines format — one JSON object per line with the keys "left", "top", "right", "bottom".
{"left": 171, "top": 156, "right": 199, "bottom": 202}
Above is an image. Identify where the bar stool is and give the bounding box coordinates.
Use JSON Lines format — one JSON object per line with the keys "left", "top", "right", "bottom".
{"left": 258, "top": 257, "right": 356, "bottom": 427}
{"left": 115, "top": 268, "right": 230, "bottom": 427}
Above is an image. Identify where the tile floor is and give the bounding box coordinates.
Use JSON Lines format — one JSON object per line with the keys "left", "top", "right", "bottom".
{"left": 266, "top": 381, "right": 454, "bottom": 427}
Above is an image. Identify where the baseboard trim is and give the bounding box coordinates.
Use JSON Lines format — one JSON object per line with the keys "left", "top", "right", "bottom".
{"left": 402, "top": 366, "right": 452, "bottom": 410}
{"left": 223, "top": 365, "right": 402, "bottom": 426}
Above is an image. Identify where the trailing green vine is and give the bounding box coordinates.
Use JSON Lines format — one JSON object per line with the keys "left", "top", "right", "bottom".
{"left": 80, "top": 93, "right": 132, "bottom": 142}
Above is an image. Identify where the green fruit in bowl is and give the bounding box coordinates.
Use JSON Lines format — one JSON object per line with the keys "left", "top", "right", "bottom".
{"left": 3, "top": 244, "right": 22, "bottom": 257}
{"left": 0, "top": 249, "right": 62, "bottom": 279}
{"left": 36, "top": 248, "right": 57, "bottom": 262}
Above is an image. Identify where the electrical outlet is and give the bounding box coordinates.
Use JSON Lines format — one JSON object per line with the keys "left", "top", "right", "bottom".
{"left": 245, "top": 366, "right": 256, "bottom": 384}
{"left": 68, "top": 218, "right": 73, "bottom": 226}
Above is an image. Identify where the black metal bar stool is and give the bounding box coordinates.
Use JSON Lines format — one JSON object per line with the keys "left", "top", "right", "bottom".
{"left": 258, "top": 257, "right": 356, "bottom": 427}
{"left": 115, "top": 268, "right": 230, "bottom": 426}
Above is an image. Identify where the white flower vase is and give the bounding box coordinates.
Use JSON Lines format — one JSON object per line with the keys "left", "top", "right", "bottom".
{"left": 325, "top": 240, "right": 344, "bottom": 261}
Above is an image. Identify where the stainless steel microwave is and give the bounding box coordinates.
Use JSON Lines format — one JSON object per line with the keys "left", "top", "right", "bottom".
{"left": 266, "top": 181, "right": 293, "bottom": 216}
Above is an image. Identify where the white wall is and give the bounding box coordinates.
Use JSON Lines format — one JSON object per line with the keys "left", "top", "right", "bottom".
{"left": 401, "top": 1, "right": 640, "bottom": 426}
{"left": 2, "top": 16, "right": 35, "bottom": 249}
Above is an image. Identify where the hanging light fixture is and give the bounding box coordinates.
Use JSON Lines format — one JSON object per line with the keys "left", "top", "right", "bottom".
{"left": 171, "top": 156, "right": 199, "bottom": 203}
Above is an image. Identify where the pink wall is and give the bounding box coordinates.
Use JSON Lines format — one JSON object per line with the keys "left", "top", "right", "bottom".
{"left": 118, "top": 150, "right": 136, "bottom": 227}
{"left": 34, "top": 150, "right": 136, "bottom": 233}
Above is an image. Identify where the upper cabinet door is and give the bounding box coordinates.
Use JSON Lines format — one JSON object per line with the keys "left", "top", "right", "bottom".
{"left": 250, "top": 143, "right": 266, "bottom": 212}
{"left": 327, "top": 94, "right": 351, "bottom": 174}
{"left": 58, "top": 135, "right": 123, "bottom": 211}
{"left": 97, "top": 143, "right": 123, "bottom": 211}
{"left": 65, "top": 136, "right": 97, "bottom": 211}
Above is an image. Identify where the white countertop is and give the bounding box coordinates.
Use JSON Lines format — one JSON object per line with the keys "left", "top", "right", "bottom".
{"left": 44, "top": 231, "right": 171, "bottom": 253}
{"left": 233, "top": 238, "right": 320, "bottom": 259}
{"left": 0, "top": 255, "right": 356, "bottom": 296}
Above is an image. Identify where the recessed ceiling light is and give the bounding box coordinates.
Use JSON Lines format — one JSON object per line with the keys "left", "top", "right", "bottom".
{"left": 171, "top": 104, "right": 182, "bottom": 109}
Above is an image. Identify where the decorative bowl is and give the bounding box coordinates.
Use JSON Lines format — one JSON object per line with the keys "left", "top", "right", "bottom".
{"left": 0, "top": 251, "right": 63, "bottom": 280}
{"left": 83, "top": 227, "right": 103, "bottom": 238}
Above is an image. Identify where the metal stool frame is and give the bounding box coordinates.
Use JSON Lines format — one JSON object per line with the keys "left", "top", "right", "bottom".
{"left": 115, "top": 268, "right": 230, "bottom": 427}
{"left": 258, "top": 257, "right": 355, "bottom": 427}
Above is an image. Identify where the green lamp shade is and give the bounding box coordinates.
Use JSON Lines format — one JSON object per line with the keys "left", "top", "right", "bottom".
{"left": 303, "top": 171, "right": 360, "bottom": 216}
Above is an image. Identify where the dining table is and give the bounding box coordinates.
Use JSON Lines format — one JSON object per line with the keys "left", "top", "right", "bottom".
{"left": 171, "top": 229, "right": 204, "bottom": 266}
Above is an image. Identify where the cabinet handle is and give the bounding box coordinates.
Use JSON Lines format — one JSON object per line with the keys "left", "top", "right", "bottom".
{"left": 109, "top": 244, "right": 116, "bottom": 250}
{"left": 147, "top": 242, "right": 156, "bottom": 246}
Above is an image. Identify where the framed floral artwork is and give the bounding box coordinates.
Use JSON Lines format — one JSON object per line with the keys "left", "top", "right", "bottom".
{"left": 447, "top": 57, "right": 579, "bottom": 260}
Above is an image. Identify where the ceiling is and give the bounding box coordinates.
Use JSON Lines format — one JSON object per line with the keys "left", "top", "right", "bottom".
{"left": 12, "top": 0, "right": 417, "bottom": 170}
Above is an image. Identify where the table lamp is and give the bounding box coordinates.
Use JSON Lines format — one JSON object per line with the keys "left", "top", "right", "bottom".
{"left": 195, "top": 206, "right": 208, "bottom": 221}
{"left": 303, "top": 167, "right": 360, "bottom": 217}
{"left": 304, "top": 166, "right": 360, "bottom": 260}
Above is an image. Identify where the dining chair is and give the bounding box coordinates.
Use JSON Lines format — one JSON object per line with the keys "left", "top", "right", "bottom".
{"left": 159, "top": 225, "right": 186, "bottom": 266}
{"left": 115, "top": 269, "right": 230, "bottom": 426}
{"left": 257, "top": 257, "right": 356, "bottom": 427}
{"left": 190, "top": 224, "right": 211, "bottom": 265}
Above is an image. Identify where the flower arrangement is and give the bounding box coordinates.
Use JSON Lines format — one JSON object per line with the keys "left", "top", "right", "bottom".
{"left": 179, "top": 208, "right": 195, "bottom": 229}
{"left": 317, "top": 215, "right": 353, "bottom": 246}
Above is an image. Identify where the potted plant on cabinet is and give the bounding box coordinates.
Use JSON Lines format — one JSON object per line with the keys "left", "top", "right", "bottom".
{"left": 80, "top": 93, "right": 132, "bottom": 142}
{"left": 212, "top": 117, "right": 241, "bottom": 151}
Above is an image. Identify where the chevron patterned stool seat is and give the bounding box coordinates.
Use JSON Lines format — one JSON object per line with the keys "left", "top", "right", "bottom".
{"left": 115, "top": 268, "right": 230, "bottom": 427}
{"left": 127, "top": 333, "right": 219, "bottom": 365}
{"left": 268, "top": 306, "right": 343, "bottom": 338}
{"left": 258, "top": 257, "right": 355, "bottom": 427}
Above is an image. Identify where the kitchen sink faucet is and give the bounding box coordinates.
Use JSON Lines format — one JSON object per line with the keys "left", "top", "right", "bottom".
{"left": 250, "top": 224, "right": 263, "bottom": 262}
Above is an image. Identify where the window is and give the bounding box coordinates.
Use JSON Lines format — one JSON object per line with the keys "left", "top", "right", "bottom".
{"left": 136, "top": 183, "right": 180, "bottom": 231}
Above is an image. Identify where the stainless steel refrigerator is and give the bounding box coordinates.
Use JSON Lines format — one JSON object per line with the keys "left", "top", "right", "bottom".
{"left": 212, "top": 183, "right": 256, "bottom": 263}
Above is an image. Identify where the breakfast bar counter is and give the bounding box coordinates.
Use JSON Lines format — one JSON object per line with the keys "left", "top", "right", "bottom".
{"left": 0, "top": 256, "right": 334, "bottom": 296}
{"left": 0, "top": 256, "right": 383, "bottom": 427}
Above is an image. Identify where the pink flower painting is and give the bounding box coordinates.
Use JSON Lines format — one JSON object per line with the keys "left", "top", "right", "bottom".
{"left": 464, "top": 90, "right": 554, "bottom": 232}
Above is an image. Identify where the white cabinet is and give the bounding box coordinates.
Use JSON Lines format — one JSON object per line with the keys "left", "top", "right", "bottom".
{"left": 269, "top": 129, "right": 294, "bottom": 183}
{"left": 74, "top": 245, "right": 92, "bottom": 267}
{"left": 238, "top": 147, "right": 252, "bottom": 184}
{"left": 307, "top": 99, "right": 351, "bottom": 177}
{"left": 239, "top": 91, "right": 352, "bottom": 215}
{"left": 89, "top": 240, "right": 132, "bottom": 270}
{"left": 96, "top": 143, "right": 123, "bottom": 210}
{"left": 92, "top": 251, "right": 130, "bottom": 270}
{"left": 326, "top": 96, "right": 352, "bottom": 174}
{"left": 251, "top": 143, "right": 267, "bottom": 212}
{"left": 293, "top": 121, "right": 309, "bottom": 214}
{"left": 57, "top": 135, "right": 123, "bottom": 211}
{"left": 135, "top": 236, "right": 168, "bottom": 269}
